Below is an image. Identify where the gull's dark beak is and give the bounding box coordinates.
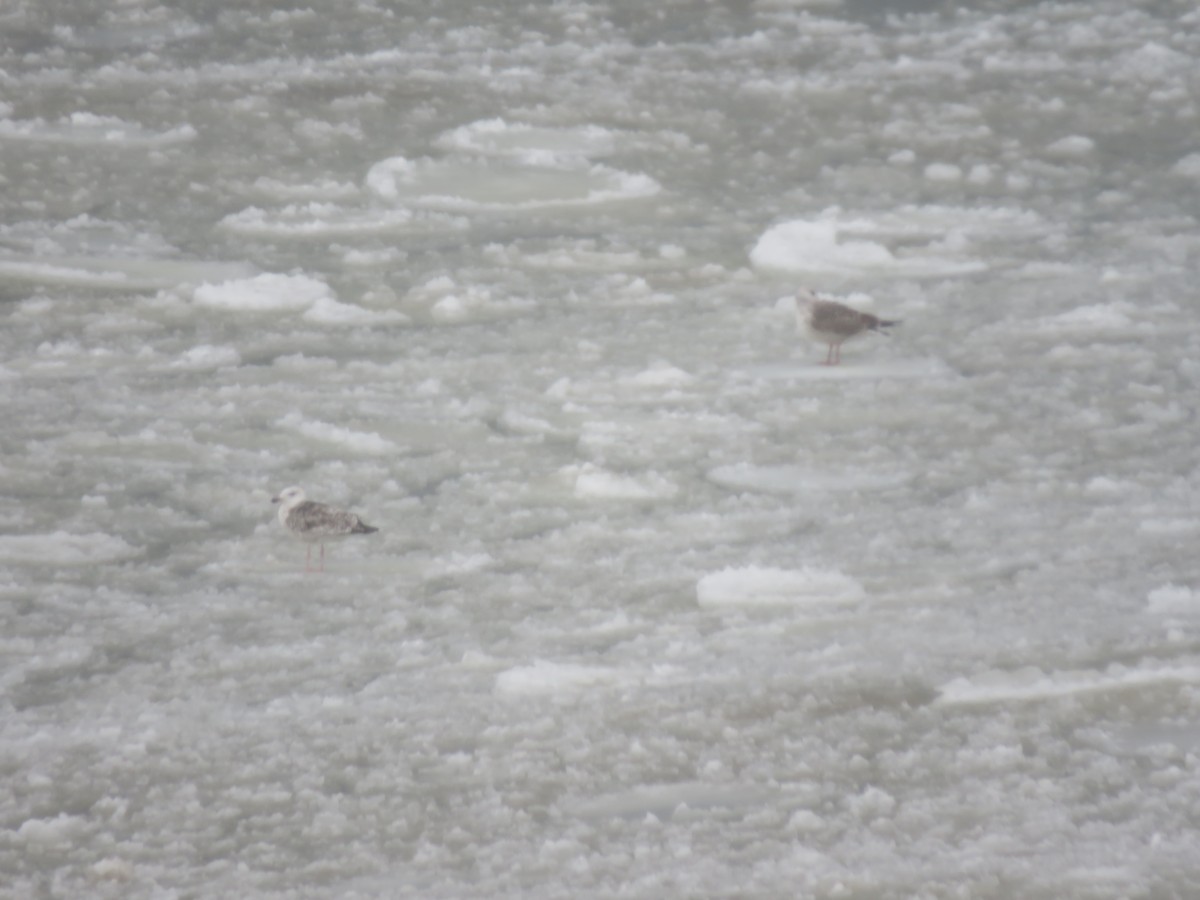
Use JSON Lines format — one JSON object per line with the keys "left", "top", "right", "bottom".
{"left": 271, "top": 496, "right": 281, "bottom": 504}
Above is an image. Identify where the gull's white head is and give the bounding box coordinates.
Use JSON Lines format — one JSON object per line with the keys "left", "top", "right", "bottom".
{"left": 793, "top": 288, "right": 819, "bottom": 328}
{"left": 272, "top": 486, "right": 306, "bottom": 510}
{"left": 794, "top": 288, "right": 819, "bottom": 309}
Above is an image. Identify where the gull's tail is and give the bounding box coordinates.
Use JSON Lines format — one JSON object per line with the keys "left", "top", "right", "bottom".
{"left": 870, "top": 316, "right": 900, "bottom": 333}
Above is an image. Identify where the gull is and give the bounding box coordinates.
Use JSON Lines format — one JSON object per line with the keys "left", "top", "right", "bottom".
{"left": 271, "top": 486, "right": 378, "bottom": 573}
{"left": 794, "top": 288, "right": 900, "bottom": 366}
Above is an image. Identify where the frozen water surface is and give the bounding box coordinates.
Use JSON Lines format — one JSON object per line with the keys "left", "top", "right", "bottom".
{"left": 2, "top": 0, "right": 1200, "bottom": 896}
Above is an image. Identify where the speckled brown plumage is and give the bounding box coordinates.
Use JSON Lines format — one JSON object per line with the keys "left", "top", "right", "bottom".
{"left": 795, "top": 289, "right": 899, "bottom": 365}
{"left": 271, "top": 486, "right": 377, "bottom": 572}
{"left": 283, "top": 500, "right": 377, "bottom": 538}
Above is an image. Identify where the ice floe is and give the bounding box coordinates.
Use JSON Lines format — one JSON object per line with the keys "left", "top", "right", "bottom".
{"left": 696, "top": 565, "right": 865, "bottom": 608}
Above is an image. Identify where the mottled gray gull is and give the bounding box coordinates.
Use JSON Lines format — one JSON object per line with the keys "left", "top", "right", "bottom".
{"left": 794, "top": 288, "right": 900, "bottom": 366}
{"left": 271, "top": 486, "right": 378, "bottom": 573}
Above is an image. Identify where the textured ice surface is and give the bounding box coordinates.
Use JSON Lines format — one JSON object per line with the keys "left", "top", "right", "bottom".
{"left": 2, "top": 0, "right": 1199, "bottom": 897}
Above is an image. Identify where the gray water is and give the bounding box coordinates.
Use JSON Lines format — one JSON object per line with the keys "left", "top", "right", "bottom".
{"left": 3, "top": 1, "right": 1200, "bottom": 897}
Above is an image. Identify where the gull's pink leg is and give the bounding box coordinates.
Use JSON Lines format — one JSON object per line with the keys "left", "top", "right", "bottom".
{"left": 319, "top": 543, "right": 325, "bottom": 573}
{"left": 823, "top": 343, "right": 835, "bottom": 366}
{"left": 304, "top": 544, "right": 313, "bottom": 573}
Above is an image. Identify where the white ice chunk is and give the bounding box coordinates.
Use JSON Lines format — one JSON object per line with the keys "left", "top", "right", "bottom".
{"left": 0, "top": 532, "right": 141, "bottom": 565}
{"left": 752, "top": 218, "right": 893, "bottom": 273}
{"left": 434, "top": 118, "right": 617, "bottom": 164}
{"left": 303, "top": 296, "right": 408, "bottom": 326}
{"left": 365, "top": 156, "right": 659, "bottom": 211}
{"left": 1036, "top": 301, "right": 1136, "bottom": 333}
{"left": 750, "top": 213, "right": 985, "bottom": 279}
{"left": 923, "top": 162, "right": 962, "bottom": 182}
{"left": 1114, "top": 41, "right": 1193, "bottom": 82}
{"left": 696, "top": 565, "right": 864, "bottom": 608}
{"left": 1170, "top": 153, "right": 1200, "bottom": 179}
{"left": 15, "top": 815, "right": 88, "bottom": 846}
{"left": 1045, "top": 135, "right": 1095, "bottom": 158}
{"left": 937, "top": 661, "right": 1200, "bottom": 706}
{"left": 277, "top": 412, "right": 399, "bottom": 455}
{"left": 563, "top": 464, "right": 678, "bottom": 500}
{"left": 426, "top": 552, "right": 494, "bottom": 578}
{"left": 0, "top": 255, "right": 254, "bottom": 291}
{"left": 219, "top": 203, "right": 424, "bottom": 237}
{"left": 171, "top": 344, "right": 241, "bottom": 370}
{"left": 1138, "top": 518, "right": 1200, "bottom": 536}
{"left": 191, "top": 272, "right": 401, "bottom": 325}
{"left": 787, "top": 809, "right": 826, "bottom": 833}
{"left": 967, "top": 163, "right": 994, "bottom": 184}
{"left": 495, "top": 660, "right": 625, "bottom": 696}
{"left": 251, "top": 176, "right": 361, "bottom": 201}
{"left": 193, "top": 272, "right": 331, "bottom": 312}
{"left": 707, "top": 463, "right": 910, "bottom": 495}
{"left": 0, "top": 113, "right": 196, "bottom": 146}
{"left": 488, "top": 241, "right": 673, "bottom": 273}
{"left": 569, "top": 782, "right": 774, "bottom": 820}
{"left": 1147, "top": 585, "right": 1198, "bottom": 615}
{"left": 742, "top": 358, "right": 953, "bottom": 381}
{"left": 623, "top": 361, "right": 694, "bottom": 389}
{"left": 89, "top": 858, "right": 135, "bottom": 883}
{"left": 846, "top": 786, "right": 896, "bottom": 821}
